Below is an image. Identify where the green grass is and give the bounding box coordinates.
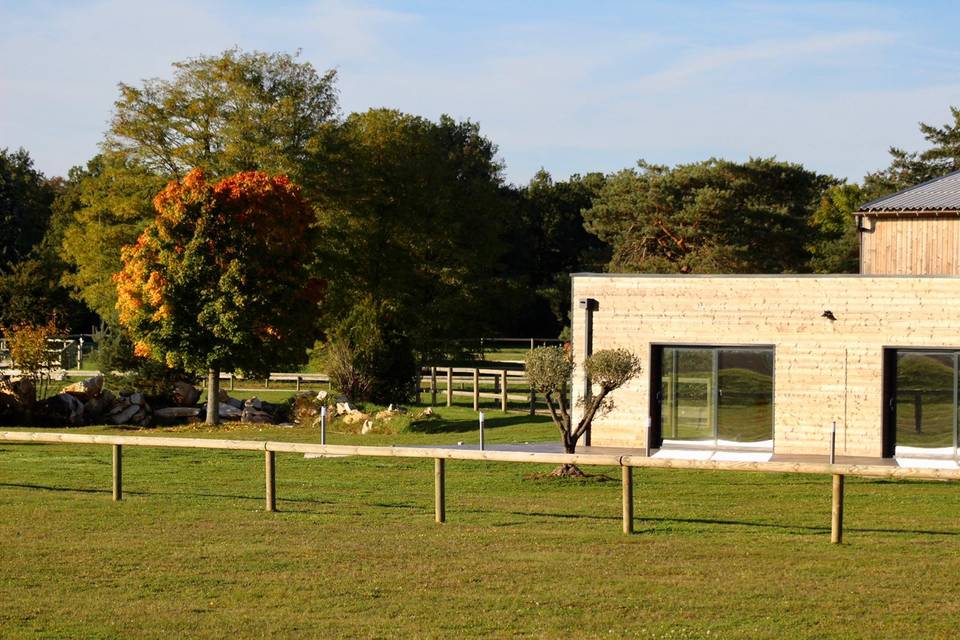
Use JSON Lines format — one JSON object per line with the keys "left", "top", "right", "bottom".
{"left": 2, "top": 408, "right": 960, "bottom": 638}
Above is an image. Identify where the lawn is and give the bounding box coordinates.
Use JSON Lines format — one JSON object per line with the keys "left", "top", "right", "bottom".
{"left": 2, "top": 406, "right": 960, "bottom": 638}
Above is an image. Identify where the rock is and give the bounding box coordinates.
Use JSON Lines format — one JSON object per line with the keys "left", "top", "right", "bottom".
{"left": 62, "top": 374, "right": 103, "bottom": 401}
{"left": 336, "top": 401, "right": 356, "bottom": 416}
{"left": 422, "top": 407, "right": 433, "bottom": 416}
{"left": 290, "top": 393, "right": 320, "bottom": 424}
{"left": 83, "top": 395, "right": 110, "bottom": 420}
{"left": 172, "top": 381, "right": 200, "bottom": 407}
{"left": 42, "top": 392, "right": 85, "bottom": 426}
{"left": 110, "top": 403, "right": 141, "bottom": 425}
{"left": 361, "top": 420, "right": 374, "bottom": 434}
{"left": 0, "top": 378, "right": 34, "bottom": 408}
{"left": 129, "top": 392, "right": 146, "bottom": 406}
{"left": 316, "top": 390, "right": 329, "bottom": 402}
{"left": 241, "top": 407, "right": 274, "bottom": 424}
{"left": 341, "top": 411, "right": 370, "bottom": 426}
{"left": 386, "top": 404, "right": 406, "bottom": 413}
{"left": 218, "top": 402, "right": 242, "bottom": 420}
{"left": 375, "top": 408, "right": 400, "bottom": 420}
{"left": 154, "top": 406, "right": 201, "bottom": 419}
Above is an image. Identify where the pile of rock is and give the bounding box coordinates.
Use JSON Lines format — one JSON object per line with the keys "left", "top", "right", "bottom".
{"left": 105, "top": 392, "right": 151, "bottom": 426}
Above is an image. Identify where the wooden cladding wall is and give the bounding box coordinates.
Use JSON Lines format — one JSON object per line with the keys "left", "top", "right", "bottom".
{"left": 860, "top": 216, "right": 960, "bottom": 275}
{"left": 571, "top": 275, "right": 960, "bottom": 457}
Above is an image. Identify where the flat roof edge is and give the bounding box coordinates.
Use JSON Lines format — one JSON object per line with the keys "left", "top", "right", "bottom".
{"left": 570, "top": 272, "right": 960, "bottom": 279}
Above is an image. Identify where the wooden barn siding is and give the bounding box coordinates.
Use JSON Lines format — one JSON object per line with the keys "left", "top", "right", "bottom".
{"left": 862, "top": 216, "right": 960, "bottom": 275}
{"left": 571, "top": 275, "right": 960, "bottom": 457}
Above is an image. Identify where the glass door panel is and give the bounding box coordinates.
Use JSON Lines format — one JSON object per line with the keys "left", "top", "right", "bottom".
{"left": 661, "top": 348, "right": 714, "bottom": 442}
{"left": 717, "top": 349, "right": 774, "bottom": 443}
{"left": 895, "top": 352, "right": 956, "bottom": 450}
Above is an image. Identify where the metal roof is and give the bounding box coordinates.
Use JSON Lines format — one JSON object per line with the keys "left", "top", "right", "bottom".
{"left": 859, "top": 170, "right": 960, "bottom": 213}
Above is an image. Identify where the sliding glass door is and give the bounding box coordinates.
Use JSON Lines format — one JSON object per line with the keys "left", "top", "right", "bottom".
{"left": 887, "top": 350, "right": 959, "bottom": 456}
{"left": 657, "top": 346, "right": 774, "bottom": 448}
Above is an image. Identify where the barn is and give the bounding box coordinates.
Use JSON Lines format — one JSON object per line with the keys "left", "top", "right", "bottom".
{"left": 571, "top": 171, "right": 960, "bottom": 465}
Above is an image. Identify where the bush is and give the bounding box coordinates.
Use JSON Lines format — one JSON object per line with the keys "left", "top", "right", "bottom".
{"left": 98, "top": 329, "right": 196, "bottom": 402}
{"left": 324, "top": 302, "right": 418, "bottom": 404}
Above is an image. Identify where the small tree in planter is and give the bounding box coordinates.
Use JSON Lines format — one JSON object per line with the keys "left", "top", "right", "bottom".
{"left": 526, "top": 345, "right": 641, "bottom": 476}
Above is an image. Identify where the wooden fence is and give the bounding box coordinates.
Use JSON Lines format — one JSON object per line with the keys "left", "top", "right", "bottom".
{"left": 417, "top": 366, "right": 538, "bottom": 414}
{"left": 3, "top": 431, "right": 960, "bottom": 543}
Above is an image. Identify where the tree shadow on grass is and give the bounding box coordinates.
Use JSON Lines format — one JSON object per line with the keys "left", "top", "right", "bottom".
{"left": 407, "top": 414, "right": 552, "bottom": 434}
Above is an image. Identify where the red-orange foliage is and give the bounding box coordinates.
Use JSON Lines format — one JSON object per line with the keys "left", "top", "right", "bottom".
{"left": 115, "top": 169, "right": 323, "bottom": 374}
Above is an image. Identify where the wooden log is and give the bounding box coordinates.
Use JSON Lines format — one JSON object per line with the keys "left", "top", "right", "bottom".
{"left": 435, "top": 458, "right": 445, "bottom": 523}
{"left": 265, "top": 450, "right": 276, "bottom": 512}
{"left": 112, "top": 444, "right": 122, "bottom": 502}
{"left": 500, "top": 370, "right": 508, "bottom": 412}
{"left": 832, "top": 474, "right": 844, "bottom": 544}
{"left": 446, "top": 368, "right": 453, "bottom": 407}
{"left": 431, "top": 366, "right": 437, "bottom": 406}
{"left": 622, "top": 465, "right": 633, "bottom": 534}
{"left": 472, "top": 369, "right": 479, "bottom": 411}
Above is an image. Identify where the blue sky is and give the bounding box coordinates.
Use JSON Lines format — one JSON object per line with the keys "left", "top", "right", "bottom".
{"left": 2, "top": 0, "right": 960, "bottom": 185}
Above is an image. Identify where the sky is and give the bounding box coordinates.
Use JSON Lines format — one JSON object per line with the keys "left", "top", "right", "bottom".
{"left": 2, "top": 0, "right": 960, "bottom": 186}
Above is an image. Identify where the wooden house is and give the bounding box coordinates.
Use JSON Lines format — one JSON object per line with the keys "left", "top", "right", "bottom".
{"left": 571, "top": 172, "right": 960, "bottom": 464}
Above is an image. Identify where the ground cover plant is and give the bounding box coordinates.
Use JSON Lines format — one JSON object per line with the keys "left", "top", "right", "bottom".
{"left": 2, "top": 406, "right": 960, "bottom": 638}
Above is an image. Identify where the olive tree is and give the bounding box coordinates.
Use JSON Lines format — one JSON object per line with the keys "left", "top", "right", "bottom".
{"left": 526, "top": 345, "right": 641, "bottom": 475}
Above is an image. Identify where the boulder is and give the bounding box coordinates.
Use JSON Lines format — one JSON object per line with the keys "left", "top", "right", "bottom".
{"left": 241, "top": 407, "right": 274, "bottom": 424}
{"left": 109, "top": 402, "right": 141, "bottom": 425}
{"left": 61, "top": 375, "right": 103, "bottom": 401}
{"left": 290, "top": 393, "right": 320, "bottom": 424}
{"left": 129, "top": 392, "right": 146, "bottom": 407}
{"left": 341, "top": 411, "right": 370, "bottom": 426}
{"left": 47, "top": 392, "right": 85, "bottom": 425}
{"left": 83, "top": 395, "right": 111, "bottom": 420}
{"left": 172, "top": 381, "right": 200, "bottom": 407}
{"left": 316, "top": 390, "right": 329, "bottom": 402}
{"left": 335, "top": 401, "right": 355, "bottom": 416}
{"left": 154, "top": 406, "right": 201, "bottom": 419}
{"left": 218, "top": 402, "right": 242, "bottom": 420}
{"left": 0, "top": 378, "right": 34, "bottom": 408}
{"left": 361, "top": 420, "right": 374, "bottom": 434}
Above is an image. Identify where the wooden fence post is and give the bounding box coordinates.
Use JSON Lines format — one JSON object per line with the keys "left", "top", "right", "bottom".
{"left": 472, "top": 369, "right": 479, "bottom": 411}
{"left": 831, "top": 474, "right": 844, "bottom": 544}
{"left": 435, "top": 458, "right": 445, "bottom": 523}
{"left": 446, "top": 368, "right": 453, "bottom": 407}
{"left": 430, "top": 366, "right": 437, "bottom": 406}
{"left": 230, "top": 373, "right": 235, "bottom": 391}
{"left": 500, "top": 370, "right": 508, "bottom": 412}
{"left": 112, "top": 444, "right": 122, "bottom": 501}
{"left": 265, "top": 450, "right": 276, "bottom": 512}
{"left": 296, "top": 376, "right": 302, "bottom": 392}
{"left": 622, "top": 466, "right": 633, "bottom": 534}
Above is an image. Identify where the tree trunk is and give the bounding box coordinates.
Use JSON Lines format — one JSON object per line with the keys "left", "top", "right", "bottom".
{"left": 206, "top": 368, "right": 221, "bottom": 426}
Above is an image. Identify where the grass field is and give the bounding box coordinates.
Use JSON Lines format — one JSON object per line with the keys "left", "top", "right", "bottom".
{"left": 3, "top": 406, "right": 960, "bottom": 638}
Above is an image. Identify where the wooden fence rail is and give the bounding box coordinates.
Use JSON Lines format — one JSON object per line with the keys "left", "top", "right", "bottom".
{"left": 3, "top": 430, "right": 959, "bottom": 543}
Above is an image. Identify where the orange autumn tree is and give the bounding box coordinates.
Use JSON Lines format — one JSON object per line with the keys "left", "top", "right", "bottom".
{"left": 115, "top": 169, "right": 323, "bottom": 425}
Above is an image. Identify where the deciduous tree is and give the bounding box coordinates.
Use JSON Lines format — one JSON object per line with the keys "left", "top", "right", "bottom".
{"left": 115, "top": 169, "right": 322, "bottom": 424}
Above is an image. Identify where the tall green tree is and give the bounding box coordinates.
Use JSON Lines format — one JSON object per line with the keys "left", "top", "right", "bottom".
{"left": 498, "top": 170, "right": 607, "bottom": 336}
{"left": 583, "top": 158, "right": 837, "bottom": 274}
{"left": 865, "top": 106, "right": 960, "bottom": 193}
{"left": 316, "top": 109, "right": 508, "bottom": 366}
{"left": 0, "top": 148, "right": 54, "bottom": 274}
{"left": 115, "top": 169, "right": 322, "bottom": 425}
{"left": 61, "top": 49, "right": 339, "bottom": 323}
